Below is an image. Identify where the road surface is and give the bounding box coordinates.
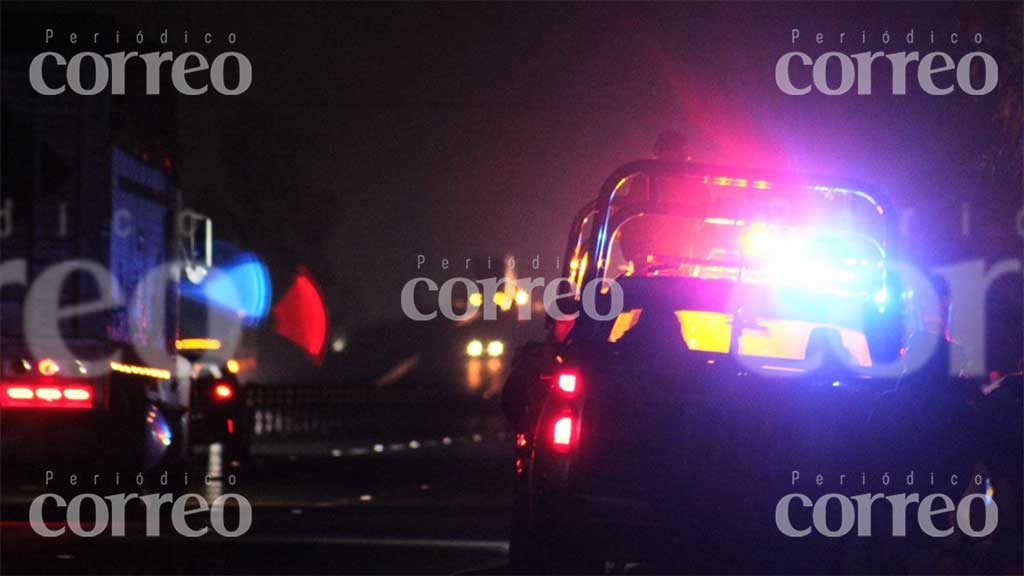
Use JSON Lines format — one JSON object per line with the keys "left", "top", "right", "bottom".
{"left": 2, "top": 439, "right": 515, "bottom": 574}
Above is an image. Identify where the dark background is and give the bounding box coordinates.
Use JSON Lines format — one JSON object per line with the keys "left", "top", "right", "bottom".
{"left": 1, "top": 5, "right": 1021, "bottom": 573}
{"left": 3, "top": 1, "right": 1022, "bottom": 369}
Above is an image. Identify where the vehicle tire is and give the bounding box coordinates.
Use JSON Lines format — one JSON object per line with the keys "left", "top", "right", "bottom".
{"left": 509, "top": 522, "right": 604, "bottom": 573}
{"left": 100, "top": 380, "right": 188, "bottom": 492}
{"left": 508, "top": 512, "right": 543, "bottom": 572}
{"left": 508, "top": 493, "right": 605, "bottom": 573}
{"left": 157, "top": 408, "right": 193, "bottom": 495}
{"left": 99, "top": 380, "right": 149, "bottom": 478}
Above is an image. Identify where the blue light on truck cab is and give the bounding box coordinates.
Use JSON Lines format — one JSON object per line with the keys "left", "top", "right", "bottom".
{"left": 184, "top": 252, "right": 271, "bottom": 326}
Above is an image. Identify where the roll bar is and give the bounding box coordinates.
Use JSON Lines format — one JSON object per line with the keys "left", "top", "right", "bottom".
{"left": 585, "top": 159, "right": 895, "bottom": 284}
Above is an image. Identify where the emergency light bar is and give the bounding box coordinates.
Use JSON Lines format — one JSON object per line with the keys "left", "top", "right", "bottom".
{"left": 590, "top": 160, "right": 893, "bottom": 285}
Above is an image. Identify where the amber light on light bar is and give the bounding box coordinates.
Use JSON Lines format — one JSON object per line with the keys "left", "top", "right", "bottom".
{"left": 175, "top": 338, "right": 222, "bottom": 351}
{"left": 109, "top": 362, "right": 171, "bottom": 380}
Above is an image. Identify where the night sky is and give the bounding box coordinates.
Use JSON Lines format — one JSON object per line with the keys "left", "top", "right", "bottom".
{"left": 9, "top": 2, "right": 1023, "bottom": 327}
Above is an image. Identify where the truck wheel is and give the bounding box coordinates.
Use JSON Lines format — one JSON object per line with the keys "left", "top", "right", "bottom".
{"left": 101, "top": 380, "right": 182, "bottom": 491}
{"left": 508, "top": 493, "right": 604, "bottom": 573}
{"left": 509, "top": 520, "right": 603, "bottom": 573}
{"left": 99, "top": 382, "right": 149, "bottom": 480}
{"left": 508, "top": 518, "right": 545, "bottom": 572}
{"left": 158, "top": 409, "right": 193, "bottom": 494}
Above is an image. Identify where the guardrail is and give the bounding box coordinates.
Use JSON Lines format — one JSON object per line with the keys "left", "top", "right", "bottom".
{"left": 244, "top": 382, "right": 508, "bottom": 443}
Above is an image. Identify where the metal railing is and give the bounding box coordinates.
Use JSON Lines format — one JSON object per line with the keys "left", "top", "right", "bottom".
{"left": 244, "top": 382, "right": 508, "bottom": 444}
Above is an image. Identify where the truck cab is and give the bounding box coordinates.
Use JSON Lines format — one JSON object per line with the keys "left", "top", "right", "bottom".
{"left": 1, "top": 53, "right": 213, "bottom": 487}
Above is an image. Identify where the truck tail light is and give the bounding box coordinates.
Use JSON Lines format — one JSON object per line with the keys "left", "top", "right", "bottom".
{"left": 5, "top": 387, "right": 34, "bottom": 400}
{"left": 556, "top": 372, "right": 578, "bottom": 395}
{"left": 213, "top": 382, "right": 235, "bottom": 401}
{"left": 35, "top": 387, "right": 62, "bottom": 401}
{"left": 1, "top": 383, "right": 94, "bottom": 409}
{"left": 549, "top": 413, "right": 577, "bottom": 453}
{"left": 553, "top": 415, "right": 574, "bottom": 446}
{"left": 62, "top": 388, "right": 92, "bottom": 401}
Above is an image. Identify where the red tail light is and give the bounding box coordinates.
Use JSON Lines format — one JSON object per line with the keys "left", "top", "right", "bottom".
{"left": 551, "top": 415, "right": 575, "bottom": 451}
{"left": 213, "top": 382, "right": 235, "bottom": 401}
{"left": 556, "top": 372, "right": 578, "bottom": 395}
{"left": 63, "top": 388, "right": 92, "bottom": 401}
{"left": 35, "top": 387, "right": 62, "bottom": 401}
{"left": 1, "top": 383, "right": 94, "bottom": 409}
{"left": 5, "top": 387, "right": 33, "bottom": 400}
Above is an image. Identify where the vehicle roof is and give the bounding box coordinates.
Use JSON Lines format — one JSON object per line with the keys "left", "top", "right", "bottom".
{"left": 580, "top": 160, "right": 892, "bottom": 276}
{"left": 594, "top": 159, "right": 890, "bottom": 215}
